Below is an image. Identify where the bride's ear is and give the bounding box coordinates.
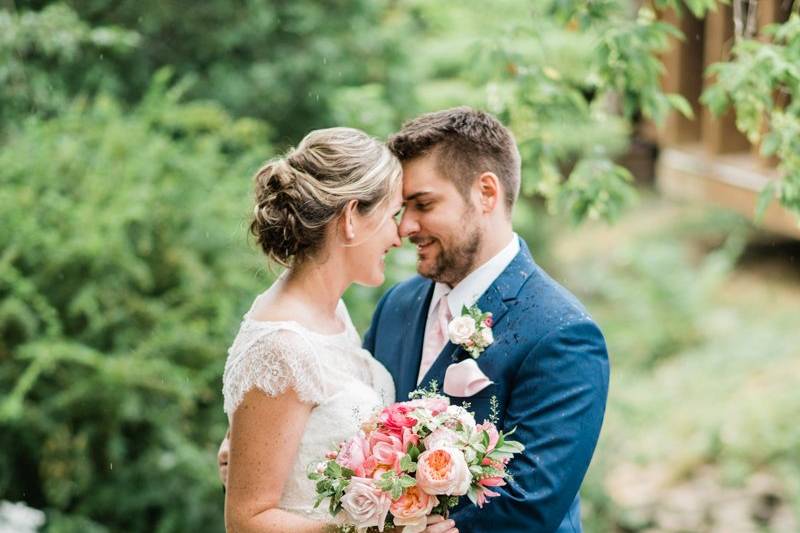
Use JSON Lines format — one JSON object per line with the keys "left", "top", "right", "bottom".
{"left": 341, "top": 199, "right": 359, "bottom": 242}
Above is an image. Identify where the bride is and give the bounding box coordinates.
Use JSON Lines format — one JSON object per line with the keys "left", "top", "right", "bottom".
{"left": 222, "top": 128, "right": 456, "bottom": 533}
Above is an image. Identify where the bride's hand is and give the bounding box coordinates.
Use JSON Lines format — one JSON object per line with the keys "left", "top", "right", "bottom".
{"left": 423, "top": 515, "right": 458, "bottom": 533}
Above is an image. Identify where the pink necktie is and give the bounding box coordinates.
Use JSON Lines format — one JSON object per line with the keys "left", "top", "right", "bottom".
{"left": 418, "top": 293, "right": 452, "bottom": 384}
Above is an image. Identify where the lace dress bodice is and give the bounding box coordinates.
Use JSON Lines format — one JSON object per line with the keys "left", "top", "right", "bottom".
{"left": 222, "top": 297, "right": 395, "bottom": 521}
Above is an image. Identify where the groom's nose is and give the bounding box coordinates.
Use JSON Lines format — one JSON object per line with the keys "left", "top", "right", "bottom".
{"left": 398, "top": 210, "right": 419, "bottom": 238}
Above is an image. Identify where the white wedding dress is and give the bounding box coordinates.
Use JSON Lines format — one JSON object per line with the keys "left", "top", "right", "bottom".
{"left": 222, "top": 294, "right": 395, "bottom": 521}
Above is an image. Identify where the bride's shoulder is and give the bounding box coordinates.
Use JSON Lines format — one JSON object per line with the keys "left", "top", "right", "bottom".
{"left": 223, "top": 323, "right": 325, "bottom": 414}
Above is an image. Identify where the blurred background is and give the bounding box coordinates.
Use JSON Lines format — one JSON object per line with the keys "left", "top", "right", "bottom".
{"left": 1, "top": 1, "right": 799, "bottom": 531}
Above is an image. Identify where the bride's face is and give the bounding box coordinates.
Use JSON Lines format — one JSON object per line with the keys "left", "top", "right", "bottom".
{"left": 345, "top": 185, "right": 403, "bottom": 287}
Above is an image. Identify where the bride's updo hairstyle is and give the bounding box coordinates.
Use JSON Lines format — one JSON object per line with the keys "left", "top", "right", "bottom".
{"left": 250, "top": 127, "right": 402, "bottom": 268}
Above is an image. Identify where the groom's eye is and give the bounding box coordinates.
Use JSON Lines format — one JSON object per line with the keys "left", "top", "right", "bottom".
{"left": 415, "top": 202, "right": 431, "bottom": 211}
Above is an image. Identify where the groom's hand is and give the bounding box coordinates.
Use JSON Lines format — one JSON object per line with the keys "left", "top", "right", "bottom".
{"left": 217, "top": 430, "right": 230, "bottom": 488}
{"left": 424, "top": 515, "right": 458, "bottom": 533}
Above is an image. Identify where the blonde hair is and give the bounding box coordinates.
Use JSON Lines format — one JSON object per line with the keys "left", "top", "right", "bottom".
{"left": 250, "top": 127, "right": 402, "bottom": 267}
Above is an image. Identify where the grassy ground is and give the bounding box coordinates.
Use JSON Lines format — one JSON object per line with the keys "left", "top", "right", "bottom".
{"left": 551, "top": 194, "right": 800, "bottom": 532}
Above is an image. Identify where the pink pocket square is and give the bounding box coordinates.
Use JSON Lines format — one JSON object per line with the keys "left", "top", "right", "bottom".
{"left": 443, "top": 359, "right": 494, "bottom": 397}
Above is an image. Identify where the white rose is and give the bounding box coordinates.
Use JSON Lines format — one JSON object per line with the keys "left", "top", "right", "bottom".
{"left": 340, "top": 477, "right": 392, "bottom": 532}
{"left": 448, "top": 316, "right": 476, "bottom": 345}
{"left": 445, "top": 405, "right": 476, "bottom": 431}
{"left": 478, "top": 327, "right": 494, "bottom": 347}
{"left": 423, "top": 427, "right": 460, "bottom": 450}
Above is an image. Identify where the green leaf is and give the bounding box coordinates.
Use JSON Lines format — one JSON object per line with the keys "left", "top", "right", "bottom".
{"left": 399, "top": 474, "right": 417, "bottom": 488}
{"left": 325, "top": 461, "right": 342, "bottom": 478}
{"left": 408, "top": 445, "right": 420, "bottom": 461}
{"left": 666, "top": 93, "right": 695, "bottom": 119}
{"left": 755, "top": 181, "right": 777, "bottom": 223}
{"left": 760, "top": 132, "right": 781, "bottom": 157}
{"left": 391, "top": 484, "right": 403, "bottom": 500}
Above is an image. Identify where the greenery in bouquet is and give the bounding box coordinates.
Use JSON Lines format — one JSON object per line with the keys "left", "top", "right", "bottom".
{"left": 308, "top": 391, "right": 524, "bottom": 532}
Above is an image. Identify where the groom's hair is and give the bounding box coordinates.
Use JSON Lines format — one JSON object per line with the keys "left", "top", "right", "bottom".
{"left": 387, "top": 107, "right": 521, "bottom": 212}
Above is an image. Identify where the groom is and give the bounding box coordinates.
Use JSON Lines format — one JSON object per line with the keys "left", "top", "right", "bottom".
{"left": 363, "top": 107, "right": 609, "bottom": 533}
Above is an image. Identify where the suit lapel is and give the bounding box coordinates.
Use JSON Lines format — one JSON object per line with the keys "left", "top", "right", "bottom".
{"left": 418, "top": 239, "right": 537, "bottom": 392}
{"left": 397, "top": 280, "right": 435, "bottom": 401}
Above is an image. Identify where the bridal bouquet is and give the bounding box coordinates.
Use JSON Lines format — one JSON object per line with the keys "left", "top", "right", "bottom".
{"left": 308, "top": 390, "right": 524, "bottom": 533}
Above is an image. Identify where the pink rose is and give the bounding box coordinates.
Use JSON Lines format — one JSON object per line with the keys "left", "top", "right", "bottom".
{"left": 340, "top": 477, "right": 392, "bottom": 531}
{"left": 369, "top": 433, "right": 404, "bottom": 472}
{"left": 369, "top": 427, "right": 417, "bottom": 473}
{"left": 337, "top": 434, "right": 374, "bottom": 477}
{"left": 415, "top": 446, "right": 471, "bottom": 496}
{"left": 389, "top": 485, "right": 438, "bottom": 533}
{"left": 423, "top": 427, "right": 460, "bottom": 451}
{"left": 379, "top": 404, "right": 417, "bottom": 436}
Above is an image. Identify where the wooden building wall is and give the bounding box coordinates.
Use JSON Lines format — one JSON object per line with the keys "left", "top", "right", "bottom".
{"left": 654, "top": 0, "right": 800, "bottom": 238}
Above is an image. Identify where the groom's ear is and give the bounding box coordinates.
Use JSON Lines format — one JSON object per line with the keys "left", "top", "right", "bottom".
{"left": 476, "top": 172, "right": 501, "bottom": 214}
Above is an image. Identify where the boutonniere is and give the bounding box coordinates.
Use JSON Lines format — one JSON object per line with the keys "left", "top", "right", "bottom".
{"left": 447, "top": 304, "right": 494, "bottom": 359}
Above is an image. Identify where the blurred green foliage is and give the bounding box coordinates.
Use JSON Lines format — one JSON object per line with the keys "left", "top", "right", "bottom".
{"left": 0, "top": 74, "right": 272, "bottom": 531}
{"left": 702, "top": 13, "right": 800, "bottom": 221}
{"left": 562, "top": 200, "right": 800, "bottom": 531}
{"left": 4, "top": 0, "right": 415, "bottom": 143}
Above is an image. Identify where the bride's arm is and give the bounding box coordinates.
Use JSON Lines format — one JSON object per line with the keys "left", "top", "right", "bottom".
{"left": 225, "top": 387, "right": 332, "bottom": 533}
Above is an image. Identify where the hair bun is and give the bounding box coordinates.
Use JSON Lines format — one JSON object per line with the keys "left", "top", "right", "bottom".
{"left": 250, "top": 159, "right": 315, "bottom": 267}
{"left": 248, "top": 127, "right": 402, "bottom": 268}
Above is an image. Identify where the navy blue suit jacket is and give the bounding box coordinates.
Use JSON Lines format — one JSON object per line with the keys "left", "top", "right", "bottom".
{"left": 363, "top": 239, "right": 609, "bottom": 533}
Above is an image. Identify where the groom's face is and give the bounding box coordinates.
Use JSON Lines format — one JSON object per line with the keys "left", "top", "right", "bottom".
{"left": 398, "top": 153, "right": 482, "bottom": 286}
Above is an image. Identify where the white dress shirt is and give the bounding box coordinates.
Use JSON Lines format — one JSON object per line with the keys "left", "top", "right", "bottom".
{"left": 417, "top": 233, "right": 520, "bottom": 383}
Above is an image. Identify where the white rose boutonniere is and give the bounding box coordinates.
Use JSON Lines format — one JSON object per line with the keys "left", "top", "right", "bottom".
{"left": 447, "top": 305, "right": 494, "bottom": 359}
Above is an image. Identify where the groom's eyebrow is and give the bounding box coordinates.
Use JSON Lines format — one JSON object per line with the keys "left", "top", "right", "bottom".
{"left": 404, "top": 191, "right": 434, "bottom": 202}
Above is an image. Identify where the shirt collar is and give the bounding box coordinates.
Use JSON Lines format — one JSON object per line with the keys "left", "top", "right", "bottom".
{"left": 432, "top": 233, "right": 520, "bottom": 318}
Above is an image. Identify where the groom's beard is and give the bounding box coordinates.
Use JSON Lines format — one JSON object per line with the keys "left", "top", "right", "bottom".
{"left": 416, "top": 218, "right": 482, "bottom": 287}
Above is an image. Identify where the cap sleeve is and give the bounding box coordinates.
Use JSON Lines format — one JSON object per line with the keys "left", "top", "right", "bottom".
{"left": 222, "top": 328, "right": 326, "bottom": 415}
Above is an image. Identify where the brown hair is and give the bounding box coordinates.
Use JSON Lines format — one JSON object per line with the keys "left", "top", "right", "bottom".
{"left": 250, "top": 127, "right": 402, "bottom": 267}
{"left": 387, "top": 107, "right": 521, "bottom": 211}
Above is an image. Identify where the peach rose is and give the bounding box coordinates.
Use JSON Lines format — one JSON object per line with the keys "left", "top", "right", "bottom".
{"left": 415, "top": 446, "right": 471, "bottom": 496}
{"left": 340, "top": 477, "right": 392, "bottom": 531}
{"left": 389, "top": 485, "right": 438, "bottom": 533}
